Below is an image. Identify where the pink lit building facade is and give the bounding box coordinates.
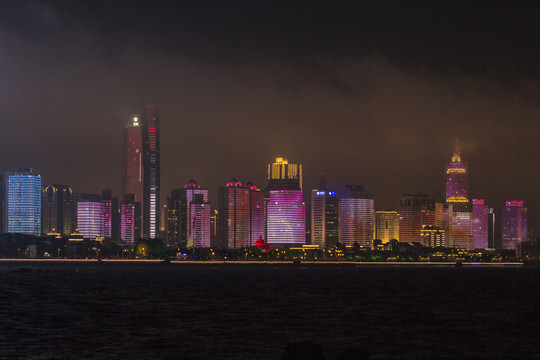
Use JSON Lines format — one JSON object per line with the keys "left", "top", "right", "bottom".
{"left": 472, "top": 199, "right": 489, "bottom": 249}
{"left": 339, "top": 185, "right": 374, "bottom": 247}
{"left": 266, "top": 190, "right": 306, "bottom": 246}
{"left": 501, "top": 201, "right": 527, "bottom": 250}
{"left": 218, "top": 179, "right": 250, "bottom": 249}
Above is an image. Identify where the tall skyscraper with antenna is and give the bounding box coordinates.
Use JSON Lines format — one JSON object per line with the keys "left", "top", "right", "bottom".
{"left": 141, "top": 105, "right": 160, "bottom": 239}
{"left": 445, "top": 149, "right": 473, "bottom": 249}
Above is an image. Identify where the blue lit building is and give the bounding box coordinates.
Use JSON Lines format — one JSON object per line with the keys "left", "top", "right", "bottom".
{"left": 5, "top": 167, "right": 42, "bottom": 236}
{"left": 310, "top": 174, "right": 339, "bottom": 249}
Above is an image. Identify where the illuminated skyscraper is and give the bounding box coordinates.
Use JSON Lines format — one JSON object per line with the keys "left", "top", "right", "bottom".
{"left": 42, "top": 184, "right": 73, "bottom": 236}
{"left": 266, "top": 157, "right": 305, "bottom": 247}
{"left": 501, "top": 201, "right": 527, "bottom": 250}
{"left": 184, "top": 180, "right": 208, "bottom": 243}
{"left": 398, "top": 194, "right": 435, "bottom": 243}
{"left": 268, "top": 157, "right": 302, "bottom": 190}
{"left": 166, "top": 181, "right": 209, "bottom": 246}
{"left": 101, "top": 190, "right": 119, "bottom": 240}
{"left": 77, "top": 194, "right": 102, "bottom": 239}
{"left": 141, "top": 105, "right": 160, "bottom": 239}
{"left": 445, "top": 150, "right": 473, "bottom": 249}
{"left": 218, "top": 179, "right": 250, "bottom": 249}
{"left": 310, "top": 175, "right": 339, "bottom": 249}
{"left": 189, "top": 194, "right": 211, "bottom": 247}
{"left": 446, "top": 151, "right": 468, "bottom": 200}
{"left": 340, "top": 185, "right": 374, "bottom": 247}
{"left": 5, "top": 167, "right": 42, "bottom": 236}
{"left": 375, "top": 210, "right": 399, "bottom": 243}
{"left": 122, "top": 116, "right": 143, "bottom": 203}
{"left": 120, "top": 197, "right": 136, "bottom": 245}
{"left": 266, "top": 190, "right": 306, "bottom": 246}
{"left": 472, "top": 199, "right": 489, "bottom": 249}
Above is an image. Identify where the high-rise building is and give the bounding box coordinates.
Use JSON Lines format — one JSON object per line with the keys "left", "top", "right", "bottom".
{"left": 122, "top": 115, "right": 143, "bottom": 238}
{"left": 445, "top": 150, "right": 473, "bottom": 249}
{"left": 218, "top": 179, "right": 250, "bottom": 249}
{"left": 472, "top": 199, "right": 489, "bottom": 249}
{"left": 268, "top": 157, "right": 302, "bottom": 190}
{"left": 166, "top": 189, "right": 184, "bottom": 246}
{"left": 184, "top": 180, "right": 208, "bottom": 244}
{"left": 76, "top": 192, "right": 119, "bottom": 240}
{"left": 120, "top": 196, "right": 137, "bottom": 245}
{"left": 166, "top": 181, "right": 209, "bottom": 246}
{"left": 446, "top": 201, "right": 473, "bottom": 249}
{"left": 310, "top": 176, "right": 339, "bottom": 249}
{"left": 266, "top": 157, "right": 305, "bottom": 247}
{"left": 446, "top": 151, "right": 468, "bottom": 200}
{"left": 42, "top": 184, "right": 73, "bottom": 236}
{"left": 340, "top": 185, "right": 374, "bottom": 247}
{"left": 398, "top": 194, "right": 435, "bottom": 243}
{"left": 141, "top": 105, "right": 160, "bottom": 239}
{"left": 501, "top": 201, "right": 527, "bottom": 250}
{"left": 122, "top": 116, "right": 143, "bottom": 203}
{"left": 375, "top": 210, "right": 400, "bottom": 243}
{"left": 101, "top": 190, "right": 119, "bottom": 240}
{"left": 5, "top": 167, "right": 42, "bottom": 236}
{"left": 266, "top": 190, "right": 306, "bottom": 246}
{"left": 247, "top": 183, "right": 265, "bottom": 247}
{"left": 189, "top": 194, "right": 211, "bottom": 247}
{"left": 218, "top": 180, "right": 266, "bottom": 249}
{"left": 77, "top": 194, "right": 102, "bottom": 239}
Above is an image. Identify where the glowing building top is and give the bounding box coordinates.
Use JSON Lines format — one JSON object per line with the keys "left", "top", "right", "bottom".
{"left": 268, "top": 157, "right": 302, "bottom": 190}
{"left": 445, "top": 151, "right": 468, "bottom": 201}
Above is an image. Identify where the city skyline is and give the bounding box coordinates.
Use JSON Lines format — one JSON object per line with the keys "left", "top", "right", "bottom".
{"left": 0, "top": 2, "right": 538, "bottom": 232}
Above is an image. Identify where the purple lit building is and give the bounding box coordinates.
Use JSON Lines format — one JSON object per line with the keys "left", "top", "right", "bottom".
{"left": 77, "top": 194, "right": 102, "bottom": 239}
{"left": 501, "top": 201, "right": 527, "bottom": 250}
{"left": 340, "top": 185, "right": 374, "bottom": 247}
{"left": 266, "top": 190, "right": 306, "bottom": 246}
{"left": 445, "top": 152, "right": 468, "bottom": 200}
{"left": 472, "top": 199, "right": 489, "bottom": 249}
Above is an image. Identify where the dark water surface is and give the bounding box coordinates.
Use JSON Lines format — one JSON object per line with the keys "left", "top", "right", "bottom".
{"left": 0, "top": 261, "right": 539, "bottom": 359}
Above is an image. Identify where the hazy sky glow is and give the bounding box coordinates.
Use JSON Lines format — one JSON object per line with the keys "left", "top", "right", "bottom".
{"left": 0, "top": 1, "right": 539, "bottom": 230}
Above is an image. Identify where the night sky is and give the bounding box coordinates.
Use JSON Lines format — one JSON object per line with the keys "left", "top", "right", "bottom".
{"left": 1, "top": 2, "right": 539, "bottom": 230}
